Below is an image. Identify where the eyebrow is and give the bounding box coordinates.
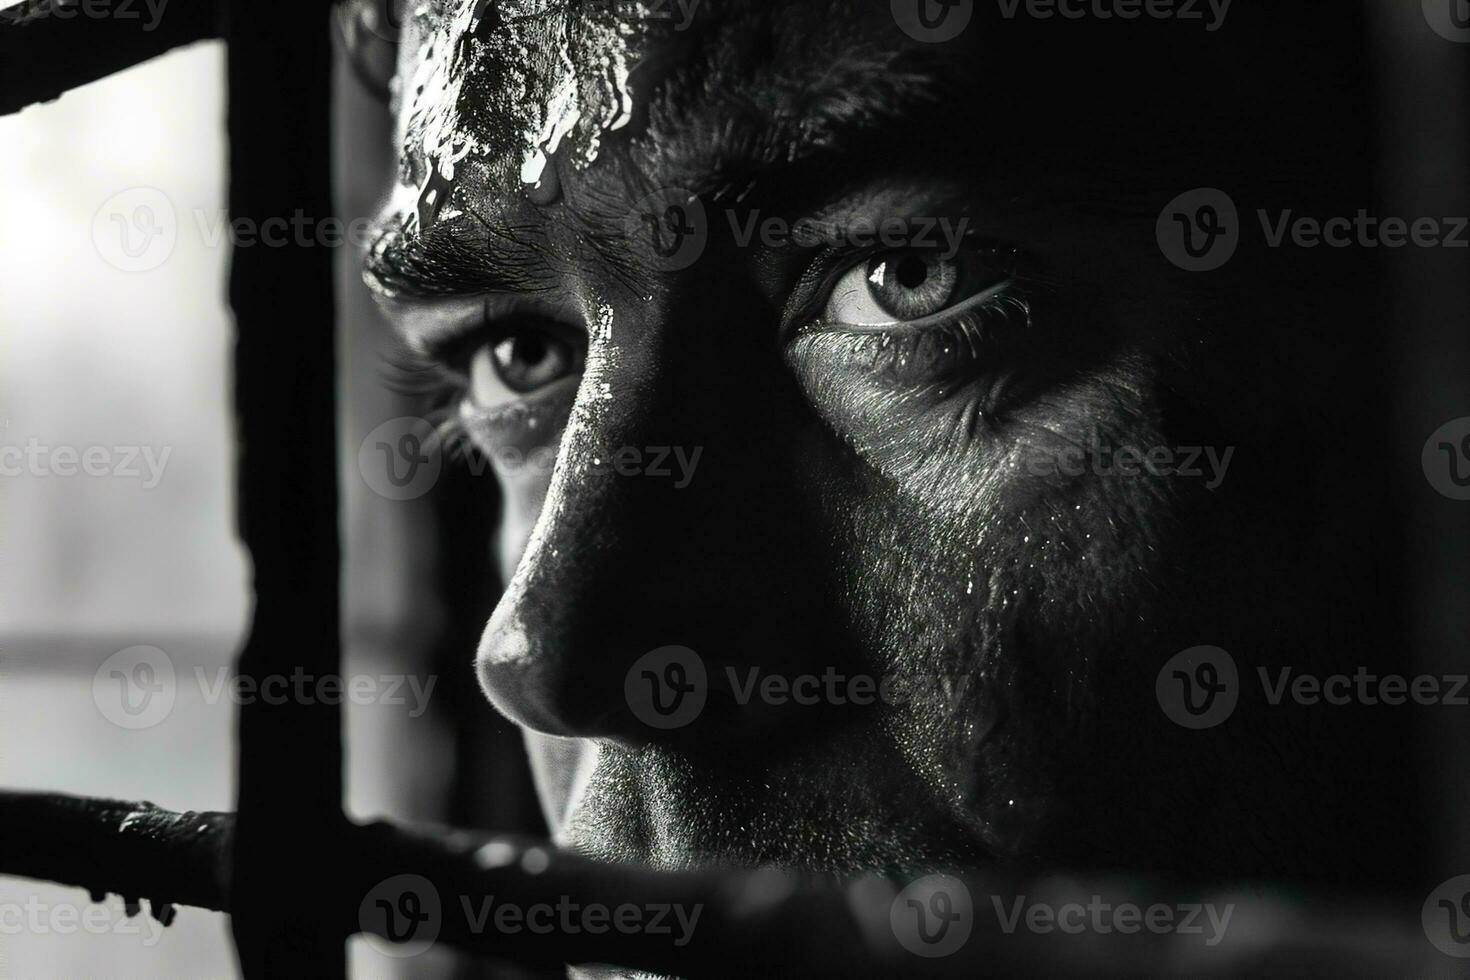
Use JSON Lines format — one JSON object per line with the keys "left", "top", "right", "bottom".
{"left": 361, "top": 209, "right": 562, "bottom": 300}
{"left": 630, "top": 42, "right": 976, "bottom": 205}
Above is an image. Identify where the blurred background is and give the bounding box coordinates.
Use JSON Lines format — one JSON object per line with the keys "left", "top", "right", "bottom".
{"left": 0, "top": 36, "right": 539, "bottom": 977}
{"left": 0, "top": 41, "right": 246, "bottom": 979}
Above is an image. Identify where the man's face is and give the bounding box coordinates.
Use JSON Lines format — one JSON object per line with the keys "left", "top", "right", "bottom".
{"left": 368, "top": 1, "right": 1388, "bottom": 881}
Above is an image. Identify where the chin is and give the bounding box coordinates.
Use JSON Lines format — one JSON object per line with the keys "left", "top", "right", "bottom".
{"left": 548, "top": 734, "right": 995, "bottom": 876}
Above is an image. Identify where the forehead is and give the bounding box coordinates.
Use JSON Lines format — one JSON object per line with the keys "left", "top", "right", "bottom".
{"left": 383, "top": 2, "right": 1358, "bottom": 220}
{"left": 395, "top": 0, "right": 638, "bottom": 194}
{"left": 390, "top": 1, "right": 949, "bottom": 207}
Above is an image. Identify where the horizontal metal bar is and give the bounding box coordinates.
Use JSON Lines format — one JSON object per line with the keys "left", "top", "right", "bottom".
{"left": 0, "top": 792, "right": 231, "bottom": 913}
{"left": 0, "top": 790, "right": 1445, "bottom": 978}
{"left": 0, "top": 0, "right": 221, "bottom": 116}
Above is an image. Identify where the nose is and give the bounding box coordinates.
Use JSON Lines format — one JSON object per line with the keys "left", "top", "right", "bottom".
{"left": 475, "top": 281, "right": 847, "bottom": 745}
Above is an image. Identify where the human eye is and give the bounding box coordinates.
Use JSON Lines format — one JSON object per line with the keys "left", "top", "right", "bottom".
{"left": 789, "top": 240, "right": 1031, "bottom": 394}
{"left": 462, "top": 317, "right": 586, "bottom": 412}
{"left": 825, "top": 249, "right": 971, "bottom": 325}
{"left": 388, "top": 305, "right": 587, "bottom": 461}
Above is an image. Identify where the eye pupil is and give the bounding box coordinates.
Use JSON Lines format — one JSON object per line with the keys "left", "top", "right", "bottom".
{"left": 495, "top": 333, "right": 548, "bottom": 372}
{"left": 863, "top": 251, "right": 959, "bottom": 322}
{"left": 463, "top": 316, "right": 587, "bottom": 413}
{"left": 895, "top": 254, "right": 929, "bottom": 290}
{"left": 472, "top": 323, "right": 583, "bottom": 403}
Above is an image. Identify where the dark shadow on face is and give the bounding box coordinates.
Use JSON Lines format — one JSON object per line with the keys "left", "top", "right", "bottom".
{"left": 367, "top": 0, "right": 1422, "bottom": 889}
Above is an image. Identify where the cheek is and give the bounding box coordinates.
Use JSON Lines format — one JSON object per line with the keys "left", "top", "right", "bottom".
{"left": 814, "top": 363, "right": 1180, "bottom": 854}
{"left": 459, "top": 386, "right": 579, "bottom": 580}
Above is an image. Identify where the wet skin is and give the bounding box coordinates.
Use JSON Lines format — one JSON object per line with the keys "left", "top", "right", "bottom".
{"left": 365, "top": 1, "right": 1418, "bottom": 886}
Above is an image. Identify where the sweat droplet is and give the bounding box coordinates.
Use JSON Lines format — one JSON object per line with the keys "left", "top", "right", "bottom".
{"left": 475, "top": 840, "right": 518, "bottom": 870}
{"left": 402, "top": 1, "right": 643, "bottom": 207}
{"left": 416, "top": 162, "right": 455, "bottom": 232}
{"left": 521, "top": 847, "right": 551, "bottom": 875}
{"left": 526, "top": 156, "right": 562, "bottom": 205}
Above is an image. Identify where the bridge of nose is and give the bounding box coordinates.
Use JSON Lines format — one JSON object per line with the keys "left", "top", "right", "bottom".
{"left": 474, "top": 270, "right": 851, "bottom": 743}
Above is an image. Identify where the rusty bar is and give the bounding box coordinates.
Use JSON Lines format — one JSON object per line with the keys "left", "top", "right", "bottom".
{"left": 0, "top": 0, "right": 221, "bottom": 116}
{"left": 0, "top": 791, "right": 1442, "bottom": 978}
{"left": 0, "top": 792, "right": 232, "bottom": 913}
{"left": 225, "top": 1, "right": 346, "bottom": 975}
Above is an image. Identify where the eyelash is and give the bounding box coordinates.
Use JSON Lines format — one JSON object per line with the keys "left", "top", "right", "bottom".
{"left": 383, "top": 338, "right": 459, "bottom": 404}
{"left": 794, "top": 280, "right": 1035, "bottom": 392}
{"left": 380, "top": 341, "right": 481, "bottom": 460}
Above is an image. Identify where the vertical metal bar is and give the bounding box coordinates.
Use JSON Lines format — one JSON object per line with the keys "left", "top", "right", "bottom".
{"left": 1366, "top": 0, "right": 1470, "bottom": 881}
{"left": 227, "top": 2, "right": 346, "bottom": 975}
